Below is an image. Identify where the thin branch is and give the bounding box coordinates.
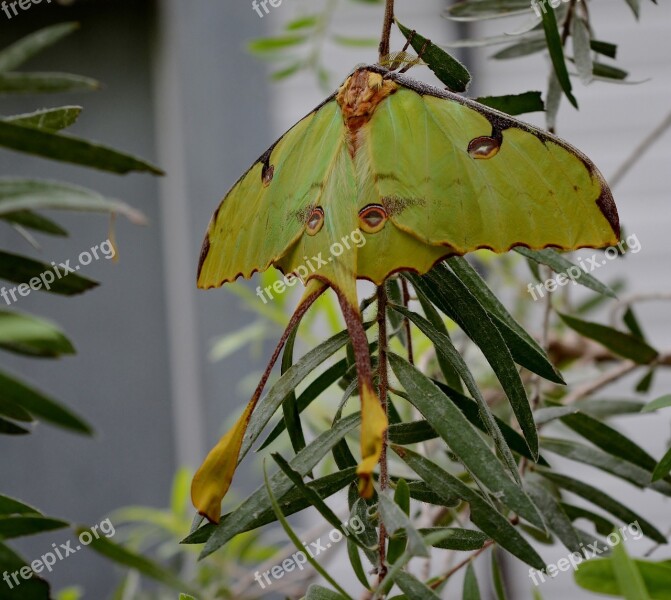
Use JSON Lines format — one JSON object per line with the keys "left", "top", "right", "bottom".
{"left": 561, "top": 360, "right": 641, "bottom": 405}
{"left": 609, "top": 109, "right": 671, "bottom": 189}
{"left": 401, "top": 279, "right": 415, "bottom": 365}
{"left": 379, "top": 0, "right": 395, "bottom": 61}
{"left": 609, "top": 292, "right": 671, "bottom": 328}
{"left": 376, "top": 284, "right": 390, "bottom": 582}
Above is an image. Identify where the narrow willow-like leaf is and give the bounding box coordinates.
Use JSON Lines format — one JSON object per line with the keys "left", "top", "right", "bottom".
{"left": 562, "top": 502, "right": 615, "bottom": 536}
{"left": 392, "top": 445, "right": 545, "bottom": 569}
{"left": 0, "top": 23, "right": 79, "bottom": 72}
{"left": 652, "top": 447, "right": 671, "bottom": 483}
{"left": 0, "top": 179, "right": 146, "bottom": 224}
{"left": 0, "top": 72, "right": 99, "bottom": 94}
{"left": 280, "top": 327, "right": 307, "bottom": 455}
{"left": 263, "top": 466, "right": 352, "bottom": 599}
{"left": 642, "top": 395, "right": 671, "bottom": 413}
{"left": 4, "top": 106, "right": 82, "bottom": 131}
{"left": 0, "top": 210, "right": 68, "bottom": 236}
{"left": 571, "top": 16, "right": 593, "bottom": 84}
{"left": 539, "top": 4, "right": 578, "bottom": 107}
{"left": 389, "top": 352, "right": 543, "bottom": 526}
{"left": 198, "top": 414, "right": 360, "bottom": 557}
{"left": 526, "top": 480, "right": 582, "bottom": 553}
{"left": 559, "top": 313, "right": 658, "bottom": 364}
{"left": 379, "top": 491, "right": 429, "bottom": 558}
{"left": 515, "top": 247, "right": 616, "bottom": 298}
{"left": 239, "top": 328, "right": 352, "bottom": 460}
{"left": 0, "top": 370, "right": 92, "bottom": 434}
{"left": 184, "top": 468, "right": 356, "bottom": 544}
{"left": 395, "top": 571, "right": 441, "bottom": 599}
{"left": 0, "top": 494, "right": 41, "bottom": 515}
{"left": 387, "top": 479, "right": 410, "bottom": 563}
{"left": 538, "top": 471, "right": 666, "bottom": 542}
{"left": 391, "top": 305, "right": 519, "bottom": 478}
{"left": 0, "top": 122, "right": 163, "bottom": 175}
{"left": 0, "top": 310, "right": 75, "bottom": 357}
{"left": 0, "top": 542, "right": 51, "bottom": 598}
{"left": 446, "top": 256, "right": 564, "bottom": 383}
{"left": 0, "top": 515, "right": 68, "bottom": 540}
{"left": 0, "top": 250, "right": 98, "bottom": 296}
{"left": 409, "top": 267, "right": 538, "bottom": 457}
{"left": 611, "top": 529, "right": 653, "bottom": 600}
{"left": 396, "top": 20, "right": 471, "bottom": 92}
{"left": 475, "top": 91, "right": 544, "bottom": 115}
{"left": 463, "top": 562, "right": 482, "bottom": 600}
{"left": 305, "top": 585, "right": 350, "bottom": 600}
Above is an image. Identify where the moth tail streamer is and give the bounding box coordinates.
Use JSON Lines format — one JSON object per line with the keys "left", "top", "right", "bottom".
{"left": 191, "top": 280, "right": 327, "bottom": 523}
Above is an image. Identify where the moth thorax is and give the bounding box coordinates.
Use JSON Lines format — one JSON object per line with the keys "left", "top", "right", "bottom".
{"left": 336, "top": 69, "right": 398, "bottom": 134}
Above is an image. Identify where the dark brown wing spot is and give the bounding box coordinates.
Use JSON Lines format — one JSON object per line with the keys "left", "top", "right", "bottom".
{"left": 197, "top": 235, "right": 211, "bottom": 280}
{"left": 468, "top": 136, "right": 501, "bottom": 160}
{"left": 262, "top": 164, "right": 275, "bottom": 187}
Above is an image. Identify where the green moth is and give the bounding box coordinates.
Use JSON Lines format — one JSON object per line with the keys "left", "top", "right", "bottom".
{"left": 192, "top": 65, "right": 619, "bottom": 523}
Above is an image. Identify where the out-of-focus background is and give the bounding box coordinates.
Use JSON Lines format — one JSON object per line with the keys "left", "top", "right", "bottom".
{"left": 0, "top": 0, "right": 669, "bottom": 597}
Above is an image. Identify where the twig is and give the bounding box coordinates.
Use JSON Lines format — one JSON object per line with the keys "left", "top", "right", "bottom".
{"left": 379, "top": 0, "right": 395, "bottom": 61}
{"left": 375, "top": 284, "right": 390, "bottom": 583}
{"left": 609, "top": 293, "right": 671, "bottom": 328}
{"left": 401, "top": 279, "right": 415, "bottom": 365}
{"left": 429, "top": 540, "right": 495, "bottom": 589}
{"left": 609, "top": 109, "right": 671, "bottom": 189}
{"left": 561, "top": 360, "right": 642, "bottom": 405}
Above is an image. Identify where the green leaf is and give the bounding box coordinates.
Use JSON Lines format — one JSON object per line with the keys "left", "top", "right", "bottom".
{"left": 611, "top": 529, "right": 653, "bottom": 600}
{"left": 493, "top": 38, "right": 547, "bottom": 60}
{"left": 652, "top": 447, "right": 671, "bottom": 483}
{"left": 476, "top": 91, "right": 545, "bottom": 115}
{"left": 538, "top": 470, "right": 666, "bottom": 543}
{"left": 391, "top": 305, "right": 520, "bottom": 477}
{"left": 446, "top": 0, "right": 531, "bottom": 20}
{"left": 0, "top": 370, "right": 92, "bottom": 434}
{"left": 240, "top": 328, "right": 353, "bottom": 461}
{"left": 0, "top": 73, "right": 99, "bottom": 94}
{"left": 0, "top": 122, "right": 163, "bottom": 175}
{"left": 539, "top": 5, "right": 578, "bottom": 107}
{"left": 379, "top": 491, "right": 429, "bottom": 558}
{"left": 409, "top": 266, "right": 538, "bottom": 457}
{"left": 0, "top": 251, "right": 98, "bottom": 296}
{"left": 0, "top": 393, "right": 33, "bottom": 422}
{"left": 0, "top": 179, "right": 146, "bottom": 224}
{"left": 0, "top": 542, "right": 51, "bottom": 598}
{"left": 263, "top": 465, "right": 352, "bottom": 599}
{"left": 184, "top": 468, "right": 357, "bottom": 544}
{"left": 623, "top": 0, "right": 640, "bottom": 19}
{"left": 396, "top": 21, "right": 471, "bottom": 92}
{"left": 391, "top": 446, "right": 544, "bottom": 569}
{"left": 0, "top": 416, "right": 29, "bottom": 435}
{"left": 590, "top": 40, "right": 618, "bottom": 59}
{"left": 332, "top": 35, "right": 379, "bottom": 47}
{"left": 0, "top": 210, "right": 68, "bottom": 236}
{"left": 0, "top": 23, "right": 79, "bottom": 72}
{"left": 463, "top": 562, "right": 482, "bottom": 600}
{"left": 575, "top": 558, "right": 671, "bottom": 599}
{"left": 642, "top": 395, "right": 671, "bottom": 413}
{"left": 491, "top": 548, "right": 508, "bottom": 600}
{"left": 305, "top": 585, "right": 350, "bottom": 600}
{"left": 389, "top": 352, "right": 543, "bottom": 528}
{"left": 196, "top": 414, "right": 360, "bottom": 557}
{"left": 395, "top": 571, "right": 441, "bottom": 599}
{"left": 418, "top": 528, "right": 489, "bottom": 551}
{"left": 515, "top": 247, "right": 616, "bottom": 299}
{"left": 562, "top": 502, "right": 615, "bottom": 536}
{"left": 558, "top": 313, "right": 658, "bottom": 364}
{"left": 4, "top": 106, "right": 82, "bottom": 131}
{"left": 0, "top": 494, "right": 41, "bottom": 516}
{"left": 446, "top": 256, "right": 564, "bottom": 384}
{"left": 571, "top": 16, "right": 593, "bottom": 84}
{"left": 526, "top": 480, "right": 582, "bottom": 553}
{"left": 280, "top": 327, "right": 307, "bottom": 456}
{"left": 0, "top": 310, "right": 75, "bottom": 357}
{"left": 0, "top": 515, "right": 68, "bottom": 539}
{"left": 77, "top": 527, "right": 192, "bottom": 592}
{"left": 593, "top": 62, "right": 629, "bottom": 81}
{"left": 248, "top": 35, "right": 307, "bottom": 54}
{"left": 285, "top": 16, "right": 318, "bottom": 30}
{"left": 387, "top": 479, "right": 410, "bottom": 563}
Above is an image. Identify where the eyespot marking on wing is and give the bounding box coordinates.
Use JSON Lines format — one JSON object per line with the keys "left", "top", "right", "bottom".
{"left": 359, "top": 204, "right": 388, "bottom": 233}
{"left": 468, "top": 136, "right": 501, "bottom": 160}
{"left": 306, "top": 206, "right": 324, "bottom": 235}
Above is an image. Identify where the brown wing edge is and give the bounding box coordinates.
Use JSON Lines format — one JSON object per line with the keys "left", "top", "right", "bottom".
{"left": 360, "top": 64, "right": 620, "bottom": 242}
{"left": 196, "top": 93, "right": 339, "bottom": 287}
